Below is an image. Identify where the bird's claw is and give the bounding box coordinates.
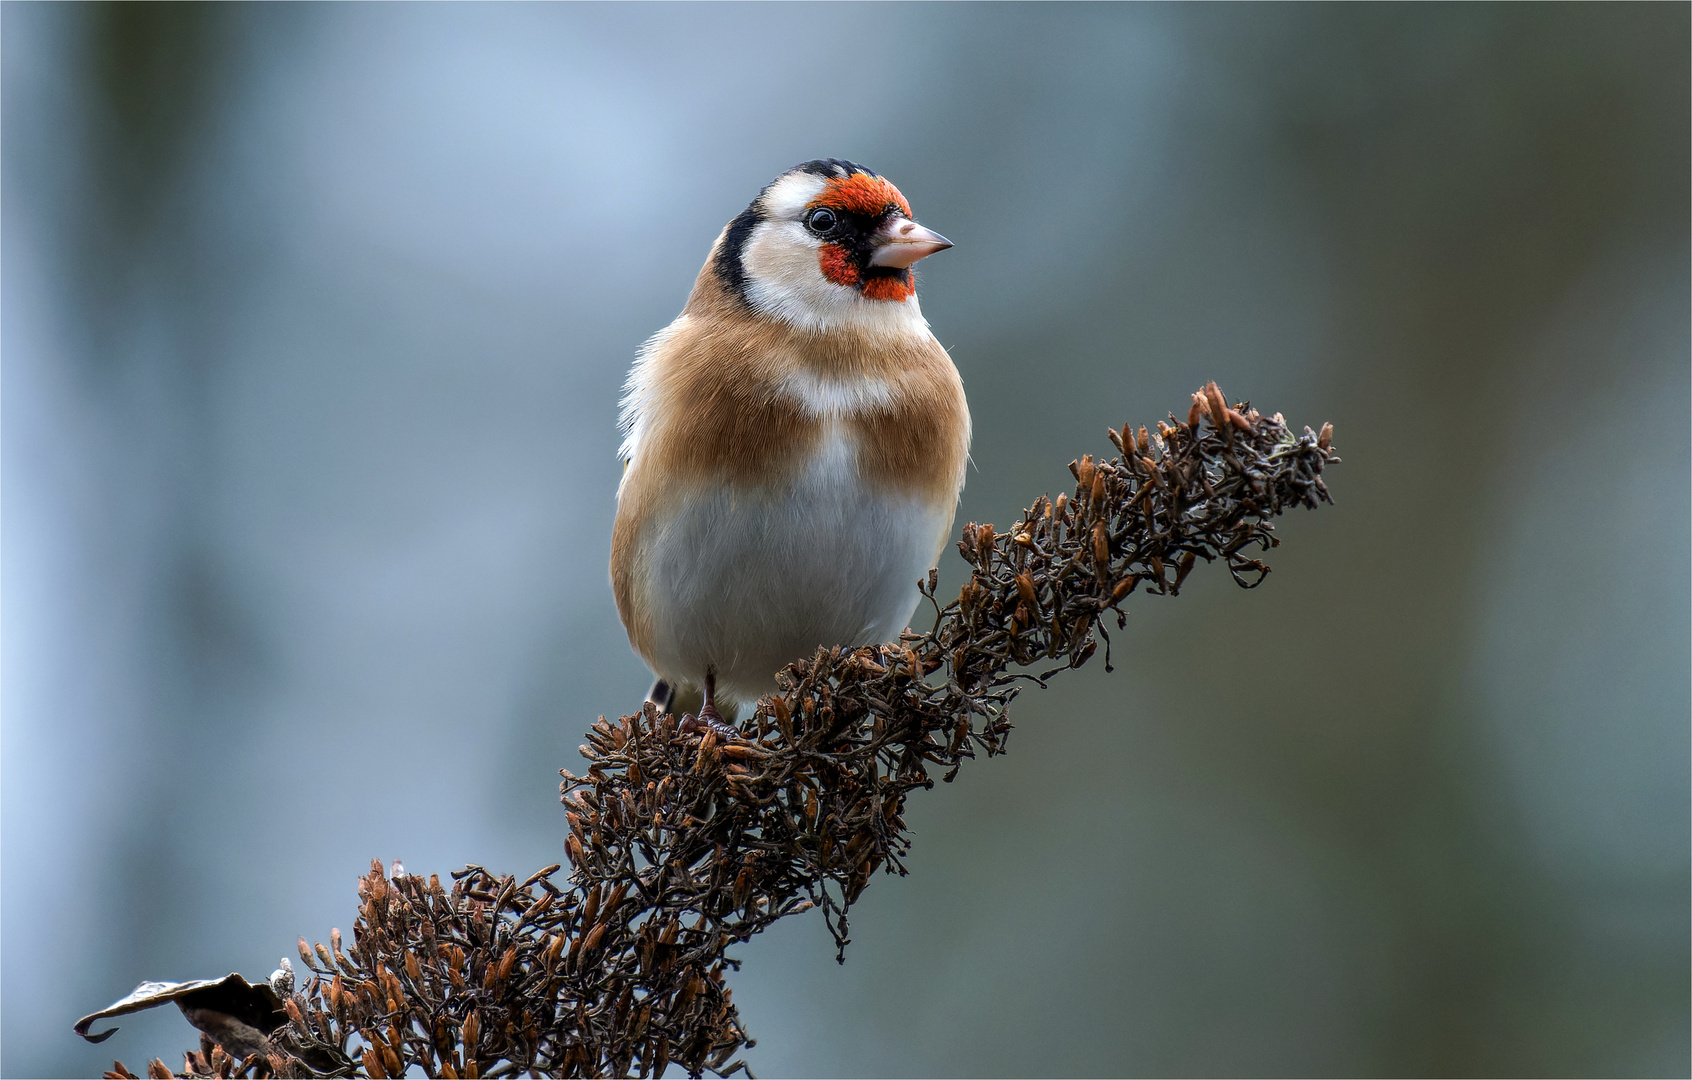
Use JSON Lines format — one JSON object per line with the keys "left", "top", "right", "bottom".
{"left": 678, "top": 710, "right": 740, "bottom": 741}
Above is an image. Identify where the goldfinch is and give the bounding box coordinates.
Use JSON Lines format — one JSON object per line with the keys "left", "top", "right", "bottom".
{"left": 611, "top": 159, "right": 968, "bottom": 731}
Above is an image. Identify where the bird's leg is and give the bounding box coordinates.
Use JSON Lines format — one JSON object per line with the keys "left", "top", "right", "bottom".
{"left": 678, "top": 667, "right": 739, "bottom": 740}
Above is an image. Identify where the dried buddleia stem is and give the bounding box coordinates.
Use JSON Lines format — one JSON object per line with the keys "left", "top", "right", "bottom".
{"left": 120, "top": 387, "right": 1334, "bottom": 1079}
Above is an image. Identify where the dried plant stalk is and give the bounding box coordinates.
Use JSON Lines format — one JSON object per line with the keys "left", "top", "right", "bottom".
{"left": 112, "top": 386, "right": 1336, "bottom": 1079}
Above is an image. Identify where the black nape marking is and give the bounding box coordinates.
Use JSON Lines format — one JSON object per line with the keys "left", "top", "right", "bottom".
{"left": 712, "top": 201, "right": 763, "bottom": 305}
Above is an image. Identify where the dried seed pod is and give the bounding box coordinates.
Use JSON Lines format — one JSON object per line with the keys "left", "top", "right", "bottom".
{"left": 580, "top": 923, "right": 607, "bottom": 956}
{"left": 1205, "top": 381, "right": 1228, "bottom": 426}
{"left": 1140, "top": 457, "right": 1162, "bottom": 490}
{"left": 1093, "top": 522, "right": 1110, "bottom": 568}
{"left": 604, "top": 881, "right": 629, "bottom": 916}
{"left": 1076, "top": 454, "right": 1095, "bottom": 492}
{"left": 1318, "top": 422, "right": 1333, "bottom": 450}
{"left": 544, "top": 931, "right": 568, "bottom": 964}
{"left": 1015, "top": 573, "right": 1038, "bottom": 610}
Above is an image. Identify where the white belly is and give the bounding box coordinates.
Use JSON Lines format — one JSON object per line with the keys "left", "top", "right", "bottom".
{"left": 640, "top": 430, "right": 950, "bottom": 705}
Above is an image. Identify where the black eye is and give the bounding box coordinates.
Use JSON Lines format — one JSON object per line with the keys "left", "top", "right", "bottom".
{"left": 805, "top": 208, "right": 838, "bottom": 235}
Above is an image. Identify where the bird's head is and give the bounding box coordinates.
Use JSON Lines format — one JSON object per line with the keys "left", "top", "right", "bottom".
{"left": 707, "top": 159, "right": 952, "bottom": 333}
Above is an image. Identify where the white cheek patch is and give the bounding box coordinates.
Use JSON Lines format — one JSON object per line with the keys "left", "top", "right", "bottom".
{"left": 741, "top": 218, "right": 929, "bottom": 337}
{"left": 742, "top": 218, "right": 832, "bottom": 307}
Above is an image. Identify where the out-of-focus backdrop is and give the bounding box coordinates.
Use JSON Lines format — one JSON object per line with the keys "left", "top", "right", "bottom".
{"left": 4, "top": 4, "right": 1687, "bottom": 1076}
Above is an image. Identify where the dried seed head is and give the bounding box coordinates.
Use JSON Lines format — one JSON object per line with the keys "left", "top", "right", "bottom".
{"left": 1137, "top": 426, "right": 1150, "bottom": 453}
{"left": 1189, "top": 394, "right": 1206, "bottom": 428}
{"left": 1077, "top": 454, "right": 1095, "bottom": 492}
{"left": 1318, "top": 422, "right": 1333, "bottom": 450}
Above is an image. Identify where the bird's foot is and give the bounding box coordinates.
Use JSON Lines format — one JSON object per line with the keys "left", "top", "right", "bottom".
{"left": 678, "top": 703, "right": 739, "bottom": 741}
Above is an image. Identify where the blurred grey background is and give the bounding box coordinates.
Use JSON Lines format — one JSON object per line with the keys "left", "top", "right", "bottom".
{"left": 4, "top": 3, "right": 1687, "bottom": 1076}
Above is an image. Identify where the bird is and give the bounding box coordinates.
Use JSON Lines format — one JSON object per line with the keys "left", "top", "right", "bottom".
{"left": 611, "top": 159, "right": 970, "bottom": 734}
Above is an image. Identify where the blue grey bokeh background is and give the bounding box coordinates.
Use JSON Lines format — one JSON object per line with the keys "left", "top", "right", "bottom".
{"left": 4, "top": 4, "right": 1687, "bottom": 1076}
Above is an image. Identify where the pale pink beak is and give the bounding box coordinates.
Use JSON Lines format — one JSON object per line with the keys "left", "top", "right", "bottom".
{"left": 867, "top": 216, "right": 953, "bottom": 269}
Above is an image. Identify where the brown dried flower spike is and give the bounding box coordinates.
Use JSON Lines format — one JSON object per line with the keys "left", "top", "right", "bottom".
{"left": 96, "top": 386, "right": 1335, "bottom": 1078}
